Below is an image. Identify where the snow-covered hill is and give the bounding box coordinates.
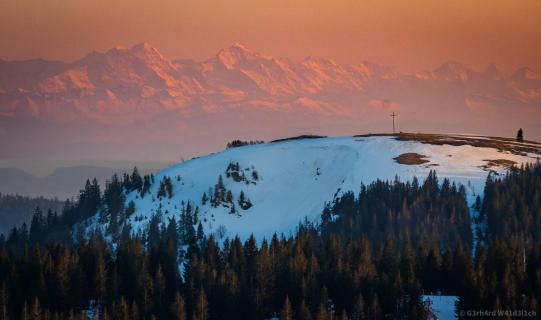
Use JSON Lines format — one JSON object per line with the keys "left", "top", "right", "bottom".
{"left": 82, "top": 134, "right": 541, "bottom": 241}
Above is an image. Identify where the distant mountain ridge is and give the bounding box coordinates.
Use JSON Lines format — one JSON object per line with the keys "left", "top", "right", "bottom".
{"left": 0, "top": 166, "right": 154, "bottom": 199}
{"left": 1, "top": 43, "right": 540, "bottom": 160}
{"left": 2, "top": 43, "right": 539, "bottom": 121}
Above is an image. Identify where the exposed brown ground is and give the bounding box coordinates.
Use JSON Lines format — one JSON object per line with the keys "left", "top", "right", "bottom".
{"left": 355, "top": 133, "right": 541, "bottom": 157}
{"left": 482, "top": 159, "right": 517, "bottom": 169}
{"left": 271, "top": 135, "right": 327, "bottom": 143}
{"left": 394, "top": 153, "right": 430, "bottom": 165}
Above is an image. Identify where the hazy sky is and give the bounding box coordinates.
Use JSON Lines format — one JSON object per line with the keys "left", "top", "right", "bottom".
{"left": 1, "top": 0, "right": 540, "bottom": 72}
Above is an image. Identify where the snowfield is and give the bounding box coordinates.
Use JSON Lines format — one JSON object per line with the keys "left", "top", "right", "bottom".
{"left": 86, "top": 135, "right": 540, "bottom": 241}
{"left": 422, "top": 295, "right": 459, "bottom": 320}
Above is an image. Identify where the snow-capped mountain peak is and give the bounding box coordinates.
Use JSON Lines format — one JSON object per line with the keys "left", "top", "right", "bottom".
{"left": 216, "top": 43, "right": 265, "bottom": 69}
{"left": 434, "top": 61, "right": 475, "bottom": 81}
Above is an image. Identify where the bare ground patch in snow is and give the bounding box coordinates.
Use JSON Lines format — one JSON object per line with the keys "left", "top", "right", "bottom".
{"left": 394, "top": 152, "right": 431, "bottom": 165}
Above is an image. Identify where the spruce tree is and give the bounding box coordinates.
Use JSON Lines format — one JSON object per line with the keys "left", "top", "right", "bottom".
{"left": 130, "top": 301, "right": 140, "bottom": 320}
{"left": 94, "top": 254, "right": 107, "bottom": 302}
{"left": 0, "top": 283, "right": 7, "bottom": 320}
{"left": 298, "top": 299, "right": 312, "bottom": 320}
{"left": 147, "top": 213, "right": 162, "bottom": 249}
{"left": 104, "top": 174, "right": 125, "bottom": 219}
{"left": 201, "top": 192, "right": 208, "bottom": 205}
{"left": 141, "top": 175, "right": 152, "bottom": 197}
{"left": 351, "top": 294, "right": 365, "bottom": 320}
{"left": 315, "top": 303, "right": 329, "bottom": 320}
{"left": 29, "top": 207, "right": 43, "bottom": 245}
{"left": 30, "top": 297, "right": 41, "bottom": 320}
{"left": 170, "top": 292, "right": 186, "bottom": 320}
{"left": 131, "top": 167, "right": 143, "bottom": 192}
{"left": 370, "top": 294, "right": 380, "bottom": 319}
{"left": 280, "top": 296, "right": 293, "bottom": 320}
{"left": 196, "top": 223, "right": 205, "bottom": 245}
{"left": 192, "top": 287, "right": 209, "bottom": 320}
{"left": 517, "top": 128, "right": 524, "bottom": 142}
{"left": 20, "top": 301, "right": 29, "bottom": 320}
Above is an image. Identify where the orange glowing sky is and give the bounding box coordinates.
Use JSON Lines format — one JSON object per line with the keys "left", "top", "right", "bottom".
{"left": 1, "top": 0, "right": 540, "bottom": 72}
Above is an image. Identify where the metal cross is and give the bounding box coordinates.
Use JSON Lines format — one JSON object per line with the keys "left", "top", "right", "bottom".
{"left": 390, "top": 112, "right": 397, "bottom": 133}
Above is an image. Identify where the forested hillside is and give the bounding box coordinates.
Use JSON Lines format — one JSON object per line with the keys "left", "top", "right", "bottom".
{"left": 0, "top": 164, "right": 539, "bottom": 319}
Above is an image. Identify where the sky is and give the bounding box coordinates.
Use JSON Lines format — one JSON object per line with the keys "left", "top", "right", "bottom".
{"left": 0, "top": 0, "right": 540, "bottom": 174}
{"left": 1, "top": 0, "right": 540, "bottom": 73}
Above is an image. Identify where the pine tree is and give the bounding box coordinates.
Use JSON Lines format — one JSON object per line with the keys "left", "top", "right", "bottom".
{"left": 280, "top": 296, "right": 293, "bottom": 320}
{"left": 122, "top": 173, "right": 132, "bottom": 192}
{"left": 370, "top": 294, "right": 380, "bottom": 319}
{"left": 153, "top": 266, "right": 166, "bottom": 311}
{"left": 130, "top": 301, "right": 140, "bottom": 320}
{"left": 141, "top": 175, "right": 152, "bottom": 197}
{"left": 20, "top": 301, "right": 29, "bottom": 320}
{"left": 239, "top": 190, "right": 246, "bottom": 204}
{"left": 166, "top": 217, "right": 179, "bottom": 252}
{"left": 201, "top": 192, "right": 208, "bottom": 205}
{"left": 30, "top": 297, "right": 41, "bottom": 320}
{"left": 157, "top": 180, "right": 167, "bottom": 199}
{"left": 400, "top": 240, "right": 416, "bottom": 289}
{"left": 125, "top": 201, "right": 136, "bottom": 218}
{"left": 0, "top": 282, "right": 7, "bottom": 320}
{"left": 29, "top": 207, "right": 44, "bottom": 244}
{"left": 131, "top": 167, "right": 143, "bottom": 192}
{"left": 180, "top": 204, "right": 195, "bottom": 243}
{"left": 192, "top": 287, "right": 209, "bottom": 320}
{"left": 196, "top": 223, "right": 205, "bottom": 245}
{"left": 94, "top": 254, "right": 107, "bottom": 302}
{"left": 238, "top": 191, "right": 252, "bottom": 210}
{"left": 226, "top": 190, "right": 233, "bottom": 204}
{"left": 212, "top": 175, "right": 226, "bottom": 207}
{"left": 170, "top": 292, "right": 186, "bottom": 320}
{"left": 351, "top": 294, "right": 365, "bottom": 320}
{"left": 104, "top": 174, "right": 125, "bottom": 219}
{"left": 54, "top": 250, "right": 70, "bottom": 310}
{"left": 298, "top": 299, "right": 312, "bottom": 320}
{"left": 142, "top": 276, "right": 153, "bottom": 315}
{"left": 315, "top": 303, "right": 329, "bottom": 320}
{"left": 166, "top": 177, "right": 173, "bottom": 198}
{"left": 157, "top": 176, "right": 174, "bottom": 199}
{"left": 121, "top": 297, "right": 130, "bottom": 320}
{"left": 147, "top": 213, "right": 162, "bottom": 249}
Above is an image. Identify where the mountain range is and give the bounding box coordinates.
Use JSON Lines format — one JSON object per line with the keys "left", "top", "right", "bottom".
{"left": 1, "top": 43, "right": 540, "bottom": 161}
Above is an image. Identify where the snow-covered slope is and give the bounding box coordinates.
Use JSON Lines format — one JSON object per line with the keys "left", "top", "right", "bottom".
{"left": 85, "top": 135, "right": 540, "bottom": 241}
{"left": 422, "top": 295, "right": 458, "bottom": 320}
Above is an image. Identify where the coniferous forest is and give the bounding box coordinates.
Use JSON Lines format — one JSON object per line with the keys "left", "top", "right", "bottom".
{"left": 0, "top": 164, "right": 540, "bottom": 319}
